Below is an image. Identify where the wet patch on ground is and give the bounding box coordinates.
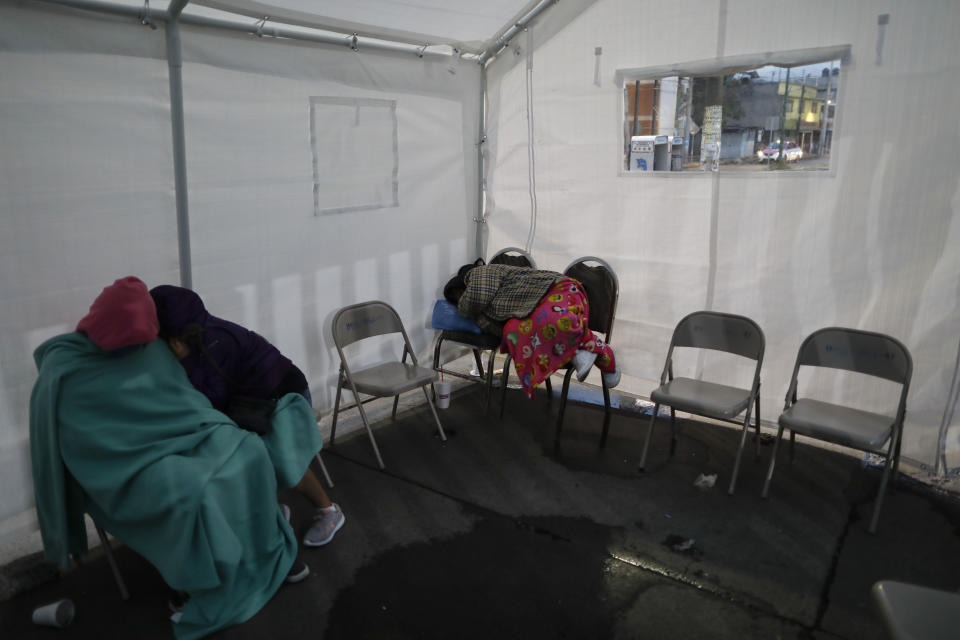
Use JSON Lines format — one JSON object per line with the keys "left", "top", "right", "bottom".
{"left": 324, "top": 515, "right": 618, "bottom": 640}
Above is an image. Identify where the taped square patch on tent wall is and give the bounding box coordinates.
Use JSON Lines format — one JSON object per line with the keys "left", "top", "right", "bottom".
{"left": 310, "top": 97, "right": 399, "bottom": 215}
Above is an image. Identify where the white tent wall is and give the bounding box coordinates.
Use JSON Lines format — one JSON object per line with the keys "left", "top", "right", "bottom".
{"left": 483, "top": 0, "right": 960, "bottom": 471}
{"left": 0, "top": 2, "right": 179, "bottom": 543}
{"left": 176, "top": 24, "right": 480, "bottom": 410}
{"left": 0, "top": 1, "right": 479, "bottom": 549}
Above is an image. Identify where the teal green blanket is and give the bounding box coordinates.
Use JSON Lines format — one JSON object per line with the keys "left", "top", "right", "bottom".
{"left": 30, "top": 334, "right": 323, "bottom": 639}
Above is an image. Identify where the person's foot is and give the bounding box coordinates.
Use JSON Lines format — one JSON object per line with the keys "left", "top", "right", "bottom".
{"left": 602, "top": 367, "right": 621, "bottom": 389}
{"left": 571, "top": 349, "right": 597, "bottom": 382}
{"left": 285, "top": 559, "right": 310, "bottom": 583}
{"left": 168, "top": 590, "right": 189, "bottom": 613}
{"left": 303, "top": 504, "right": 345, "bottom": 547}
{"left": 168, "top": 590, "right": 189, "bottom": 622}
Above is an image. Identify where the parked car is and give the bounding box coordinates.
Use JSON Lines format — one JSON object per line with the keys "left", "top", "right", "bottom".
{"left": 757, "top": 141, "right": 802, "bottom": 162}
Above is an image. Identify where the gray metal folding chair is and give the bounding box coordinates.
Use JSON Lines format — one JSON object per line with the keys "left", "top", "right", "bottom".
{"left": 762, "top": 327, "right": 912, "bottom": 533}
{"left": 330, "top": 300, "right": 446, "bottom": 469}
{"left": 499, "top": 256, "right": 618, "bottom": 446}
{"left": 314, "top": 452, "right": 335, "bottom": 488}
{"left": 871, "top": 580, "right": 960, "bottom": 639}
{"left": 639, "top": 311, "right": 765, "bottom": 495}
{"left": 433, "top": 247, "right": 537, "bottom": 412}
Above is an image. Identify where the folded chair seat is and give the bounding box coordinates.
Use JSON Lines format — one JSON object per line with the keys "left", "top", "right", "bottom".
{"left": 651, "top": 377, "right": 752, "bottom": 420}
{"left": 348, "top": 361, "right": 438, "bottom": 397}
{"left": 779, "top": 399, "right": 895, "bottom": 451}
{"left": 439, "top": 330, "right": 501, "bottom": 351}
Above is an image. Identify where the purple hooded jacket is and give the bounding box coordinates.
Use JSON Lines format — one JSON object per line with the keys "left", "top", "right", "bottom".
{"left": 150, "top": 285, "right": 294, "bottom": 411}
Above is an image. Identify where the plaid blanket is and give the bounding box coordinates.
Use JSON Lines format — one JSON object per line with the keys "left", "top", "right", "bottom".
{"left": 457, "top": 264, "right": 561, "bottom": 334}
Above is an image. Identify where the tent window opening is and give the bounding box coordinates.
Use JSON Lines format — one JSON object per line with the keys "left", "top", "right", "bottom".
{"left": 310, "top": 97, "right": 399, "bottom": 215}
{"left": 620, "top": 56, "right": 842, "bottom": 173}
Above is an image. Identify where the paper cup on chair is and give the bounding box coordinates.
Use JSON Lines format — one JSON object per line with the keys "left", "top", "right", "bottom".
{"left": 32, "top": 599, "right": 75, "bottom": 628}
{"left": 436, "top": 380, "right": 451, "bottom": 409}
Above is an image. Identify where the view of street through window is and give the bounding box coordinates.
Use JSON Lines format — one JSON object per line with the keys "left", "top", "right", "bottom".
{"left": 622, "top": 58, "right": 841, "bottom": 174}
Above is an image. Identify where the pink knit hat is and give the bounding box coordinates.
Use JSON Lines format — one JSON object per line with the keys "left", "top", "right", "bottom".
{"left": 76, "top": 276, "right": 159, "bottom": 350}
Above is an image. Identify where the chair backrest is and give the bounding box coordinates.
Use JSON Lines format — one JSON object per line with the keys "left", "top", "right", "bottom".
{"left": 787, "top": 327, "right": 912, "bottom": 421}
{"left": 563, "top": 256, "right": 618, "bottom": 340}
{"left": 671, "top": 311, "right": 765, "bottom": 361}
{"left": 794, "top": 327, "right": 912, "bottom": 385}
{"left": 332, "top": 301, "right": 408, "bottom": 350}
{"left": 490, "top": 247, "right": 536, "bottom": 269}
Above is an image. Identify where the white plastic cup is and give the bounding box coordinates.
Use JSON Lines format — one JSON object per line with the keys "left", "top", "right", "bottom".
{"left": 32, "top": 599, "right": 75, "bottom": 628}
{"left": 435, "top": 380, "right": 451, "bottom": 409}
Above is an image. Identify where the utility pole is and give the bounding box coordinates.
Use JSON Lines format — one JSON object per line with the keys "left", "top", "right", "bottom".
{"left": 627, "top": 80, "right": 640, "bottom": 169}
{"left": 775, "top": 67, "right": 791, "bottom": 165}
{"left": 795, "top": 72, "right": 807, "bottom": 149}
{"left": 652, "top": 79, "right": 660, "bottom": 135}
{"left": 819, "top": 61, "right": 835, "bottom": 155}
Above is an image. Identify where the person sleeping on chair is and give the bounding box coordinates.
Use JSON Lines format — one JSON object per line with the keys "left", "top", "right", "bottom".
{"left": 443, "top": 261, "right": 620, "bottom": 398}
{"left": 30, "top": 276, "right": 319, "bottom": 640}
{"left": 150, "top": 285, "right": 345, "bottom": 550}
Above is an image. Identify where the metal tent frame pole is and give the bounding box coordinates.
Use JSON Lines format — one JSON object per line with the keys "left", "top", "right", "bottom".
{"left": 479, "top": 0, "right": 557, "bottom": 66}
{"left": 167, "top": 0, "right": 192, "bottom": 288}
{"left": 35, "top": 0, "right": 563, "bottom": 289}
{"left": 35, "top": 0, "right": 457, "bottom": 288}
{"left": 473, "top": 0, "right": 559, "bottom": 260}
{"left": 474, "top": 70, "right": 487, "bottom": 259}
{"left": 36, "top": 0, "right": 453, "bottom": 58}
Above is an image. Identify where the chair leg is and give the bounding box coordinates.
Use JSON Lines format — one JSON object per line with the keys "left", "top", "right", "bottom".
{"left": 421, "top": 385, "right": 447, "bottom": 442}
{"left": 498, "top": 356, "right": 513, "bottom": 420}
{"left": 668, "top": 407, "right": 678, "bottom": 457}
{"left": 892, "top": 429, "right": 903, "bottom": 485}
{"left": 761, "top": 424, "right": 786, "bottom": 498}
{"left": 638, "top": 404, "right": 660, "bottom": 471}
{"left": 789, "top": 430, "right": 796, "bottom": 463}
{"left": 544, "top": 376, "right": 553, "bottom": 399}
{"left": 599, "top": 377, "right": 612, "bottom": 448}
{"left": 315, "top": 452, "right": 335, "bottom": 488}
{"left": 472, "top": 349, "right": 485, "bottom": 378}
{"left": 94, "top": 523, "right": 129, "bottom": 601}
{"left": 433, "top": 335, "right": 444, "bottom": 371}
{"left": 329, "top": 376, "right": 345, "bottom": 446}
{"left": 754, "top": 394, "right": 762, "bottom": 458}
{"left": 483, "top": 348, "right": 497, "bottom": 415}
{"left": 868, "top": 427, "right": 902, "bottom": 534}
{"left": 353, "top": 391, "right": 386, "bottom": 469}
{"left": 554, "top": 368, "right": 575, "bottom": 442}
{"left": 728, "top": 409, "right": 753, "bottom": 495}
{"left": 391, "top": 394, "right": 400, "bottom": 420}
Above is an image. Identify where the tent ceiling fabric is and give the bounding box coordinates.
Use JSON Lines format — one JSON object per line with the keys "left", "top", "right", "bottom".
{"left": 192, "top": 0, "right": 542, "bottom": 53}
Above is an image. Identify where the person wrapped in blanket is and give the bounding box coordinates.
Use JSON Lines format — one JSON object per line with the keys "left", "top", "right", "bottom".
{"left": 444, "top": 262, "right": 620, "bottom": 398}
{"left": 150, "top": 285, "right": 344, "bottom": 550}
{"left": 29, "top": 277, "right": 320, "bottom": 640}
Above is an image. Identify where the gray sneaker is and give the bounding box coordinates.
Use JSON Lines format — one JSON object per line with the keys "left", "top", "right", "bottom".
{"left": 571, "top": 349, "right": 597, "bottom": 382}
{"left": 601, "top": 367, "right": 621, "bottom": 389}
{"left": 303, "top": 504, "right": 345, "bottom": 547}
{"left": 285, "top": 559, "right": 310, "bottom": 583}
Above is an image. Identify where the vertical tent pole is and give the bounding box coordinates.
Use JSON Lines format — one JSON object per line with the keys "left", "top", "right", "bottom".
{"left": 477, "top": 0, "right": 558, "bottom": 260}
{"left": 167, "top": 0, "right": 192, "bottom": 288}
{"left": 475, "top": 67, "right": 487, "bottom": 260}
